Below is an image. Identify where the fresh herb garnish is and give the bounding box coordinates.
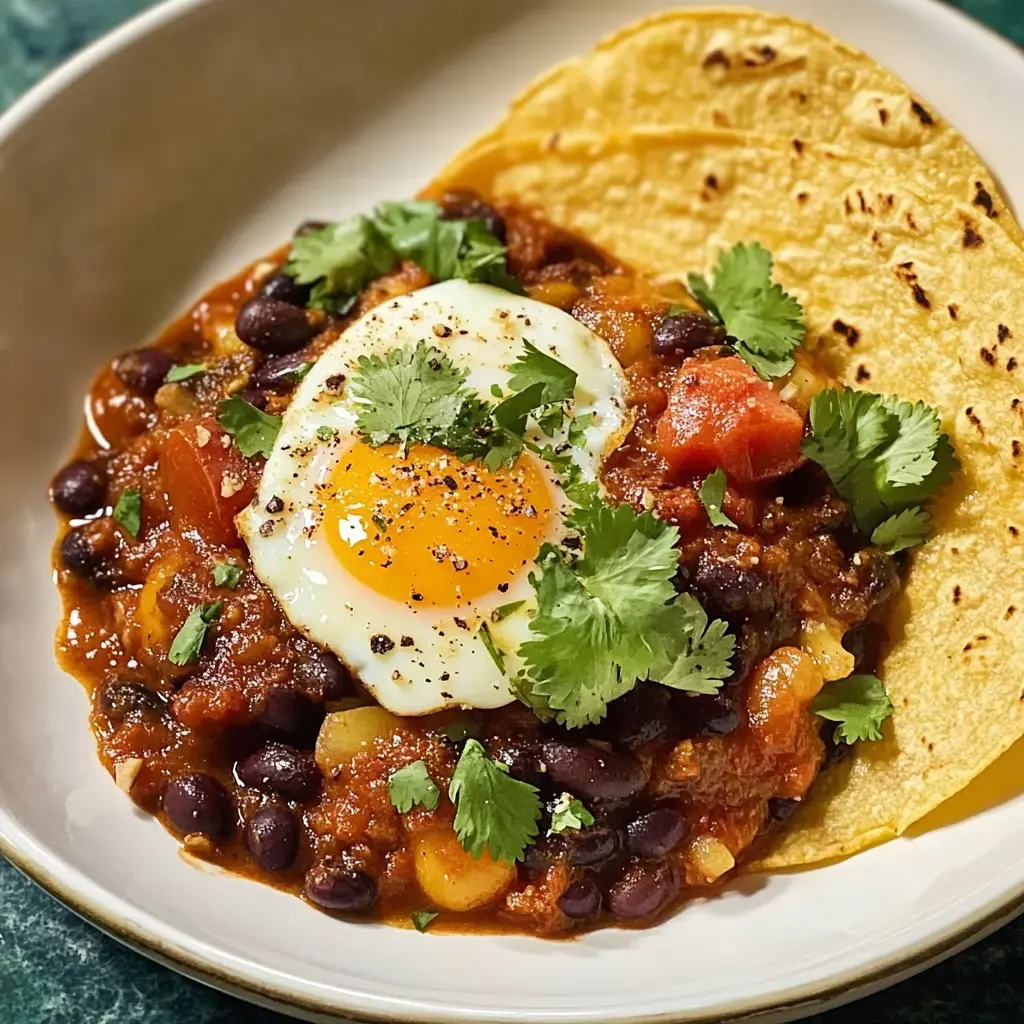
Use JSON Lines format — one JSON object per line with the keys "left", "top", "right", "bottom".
{"left": 477, "top": 622, "right": 506, "bottom": 674}
{"left": 350, "top": 340, "right": 578, "bottom": 472}
{"left": 802, "top": 388, "right": 958, "bottom": 552}
{"left": 112, "top": 489, "right": 142, "bottom": 539}
{"left": 442, "top": 719, "right": 480, "bottom": 742}
{"left": 217, "top": 395, "right": 282, "bottom": 458}
{"left": 168, "top": 602, "right": 222, "bottom": 666}
{"left": 812, "top": 673, "right": 894, "bottom": 744}
{"left": 491, "top": 601, "right": 525, "bottom": 622}
{"left": 211, "top": 563, "right": 243, "bottom": 589}
{"left": 287, "top": 200, "right": 521, "bottom": 313}
{"left": 688, "top": 243, "right": 804, "bottom": 379}
{"left": 315, "top": 425, "right": 338, "bottom": 441}
{"left": 388, "top": 760, "right": 440, "bottom": 812}
{"left": 567, "top": 412, "right": 594, "bottom": 448}
{"left": 697, "top": 468, "right": 737, "bottom": 529}
{"left": 164, "top": 363, "right": 207, "bottom": 383}
{"left": 449, "top": 739, "right": 542, "bottom": 863}
{"left": 516, "top": 502, "right": 735, "bottom": 727}
{"left": 549, "top": 793, "right": 594, "bottom": 834}
{"left": 411, "top": 910, "right": 439, "bottom": 933}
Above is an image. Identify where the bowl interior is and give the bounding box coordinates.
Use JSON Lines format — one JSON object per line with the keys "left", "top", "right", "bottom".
{"left": 1, "top": 0, "right": 1022, "bottom": 1021}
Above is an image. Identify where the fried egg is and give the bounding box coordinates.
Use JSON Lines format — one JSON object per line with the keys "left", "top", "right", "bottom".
{"left": 237, "top": 280, "right": 627, "bottom": 715}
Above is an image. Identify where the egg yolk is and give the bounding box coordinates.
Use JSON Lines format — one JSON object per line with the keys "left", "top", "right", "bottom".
{"left": 322, "top": 443, "right": 557, "bottom": 608}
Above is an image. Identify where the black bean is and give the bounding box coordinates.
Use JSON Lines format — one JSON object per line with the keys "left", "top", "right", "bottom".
{"left": 98, "top": 680, "right": 165, "bottom": 724}
{"left": 259, "top": 271, "right": 311, "bottom": 307}
{"left": 293, "top": 648, "right": 350, "bottom": 701}
{"left": 674, "top": 692, "right": 740, "bottom": 738}
{"left": 541, "top": 742, "right": 646, "bottom": 802}
{"left": 603, "top": 682, "right": 672, "bottom": 750}
{"left": 607, "top": 859, "right": 680, "bottom": 920}
{"left": 693, "top": 554, "right": 778, "bottom": 619}
{"left": 767, "top": 797, "right": 801, "bottom": 825}
{"left": 235, "top": 296, "right": 318, "bottom": 355}
{"left": 626, "top": 807, "right": 689, "bottom": 858}
{"left": 494, "top": 740, "right": 548, "bottom": 789}
{"left": 841, "top": 623, "right": 883, "bottom": 674}
{"left": 251, "top": 351, "right": 312, "bottom": 393}
{"left": 856, "top": 547, "right": 900, "bottom": 616}
{"left": 236, "top": 742, "right": 321, "bottom": 801}
{"left": 652, "top": 312, "right": 724, "bottom": 356}
{"left": 522, "top": 834, "right": 564, "bottom": 872}
{"left": 558, "top": 879, "right": 602, "bottom": 919}
{"left": 238, "top": 388, "right": 269, "bottom": 410}
{"left": 115, "top": 348, "right": 174, "bottom": 397}
{"left": 50, "top": 460, "right": 107, "bottom": 517}
{"left": 59, "top": 525, "right": 118, "bottom": 585}
{"left": 305, "top": 864, "right": 377, "bottom": 912}
{"left": 439, "top": 190, "right": 507, "bottom": 243}
{"left": 246, "top": 805, "right": 300, "bottom": 871}
{"left": 163, "top": 773, "right": 234, "bottom": 839}
{"left": 258, "top": 687, "right": 324, "bottom": 746}
{"left": 565, "top": 824, "right": 621, "bottom": 867}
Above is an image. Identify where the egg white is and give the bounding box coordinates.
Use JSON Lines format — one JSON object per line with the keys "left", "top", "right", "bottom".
{"left": 237, "top": 280, "right": 627, "bottom": 716}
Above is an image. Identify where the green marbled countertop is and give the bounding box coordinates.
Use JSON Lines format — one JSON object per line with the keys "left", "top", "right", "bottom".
{"left": 1, "top": 1, "right": 1022, "bottom": 1021}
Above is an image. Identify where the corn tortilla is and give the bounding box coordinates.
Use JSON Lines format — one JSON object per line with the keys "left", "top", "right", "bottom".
{"left": 431, "top": 129, "right": 1024, "bottom": 865}
{"left": 468, "top": 8, "right": 1023, "bottom": 250}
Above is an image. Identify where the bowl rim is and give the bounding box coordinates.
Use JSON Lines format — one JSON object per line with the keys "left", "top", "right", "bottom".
{"left": 1, "top": 0, "right": 1023, "bottom": 1021}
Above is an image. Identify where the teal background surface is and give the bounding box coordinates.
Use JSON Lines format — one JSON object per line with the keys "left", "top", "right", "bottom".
{"left": 1, "top": 1, "right": 1022, "bottom": 1021}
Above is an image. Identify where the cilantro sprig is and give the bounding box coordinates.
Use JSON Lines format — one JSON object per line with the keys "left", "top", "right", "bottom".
{"left": 287, "top": 200, "right": 521, "bottom": 313}
{"left": 813, "top": 673, "right": 894, "bottom": 744}
{"left": 112, "top": 489, "right": 142, "bottom": 539}
{"left": 349, "top": 339, "right": 579, "bottom": 472}
{"left": 802, "top": 388, "right": 958, "bottom": 552}
{"left": 449, "top": 739, "right": 542, "bottom": 864}
{"left": 516, "top": 502, "right": 735, "bottom": 728}
{"left": 549, "top": 793, "right": 594, "bottom": 834}
{"left": 217, "top": 395, "right": 282, "bottom": 459}
{"left": 388, "top": 760, "right": 440, "bottom": 812}
{"left": 688, "top": 243, "right": 805, "bottom": 379}
{"left": 697, "top": 468, "right": 736, "bottom": 529}
{"left": 168, "top": 602, "right": 222, "bottom": 666}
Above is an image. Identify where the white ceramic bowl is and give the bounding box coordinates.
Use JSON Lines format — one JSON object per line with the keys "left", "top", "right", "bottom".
{"left": 1, "top": 1, "right": 1022, "bottom": 1021}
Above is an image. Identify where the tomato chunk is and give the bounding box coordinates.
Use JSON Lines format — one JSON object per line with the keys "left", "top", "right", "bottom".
{"left": 655, "top": 357, "right": 805, "bottom": 484}
{"left": 160, "top": 418, "right": 256, "bottom": 547}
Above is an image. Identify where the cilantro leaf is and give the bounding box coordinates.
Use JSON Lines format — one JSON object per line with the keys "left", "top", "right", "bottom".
{"left": 288, "top": 217, "right": 398, "bottom": 312}
{"left": 449, "top": 739, "right": 541, "bottom": 863}
{"left": 168, "top": 602, "right": 222, "bottom": 666}
{"left": 658, "top": 594, "right": 736, "bottom": 694}
{"left": 411, "top": 910, "right": 438, "bottom": 933}
{"left": 350, "top": 342, "right": 468, "bottom": 450}
{"left": 217, "top": 395, "right": 282, "bottom": 458}
{"left": 164, "top": 363, "right": 206, "bottom": 383}
{"left": 492, "top": 600, "right": 525, "bottom": 622}
{"left": 812, "top": 673, "right": 894, "bottom": 744}
{"left": 507, "top": 341, "right": 577, "bottom": 405}
{"left": 568, "top": 413, "right": 594, "bottom": 448}
{"left": 376, "top": 201, "right": 523, "bottom": 294}
{"left": 112, "top": 489, "right": 142, "bottom": 539}
{"left": 871, "top": 507, "right": 932, "bottom": 554}
{"left": 803, "top": 387, "right": 958, "bottom": 545}
{"left": 388, "top": 760, "right": 440, "bottom": 812}
{"left": 442, "top": 719, "right": 480, "bottom": 742}
{"left": 688, "top": 243, "right": 804, "bottom": 379}
{"left": 549, "top": 793, "right": 594, "bottom": 834}
{"left": 211, "top": 563, "right": 243, "bottom": 589}
{"left": 697, "top": 468, "right": 736, "bottom": 528}
{"left": 316, "top": 425, "right": 338, "bottom": 442}
{"left": 477, "top": 622, "right": 506, "bottom": 674}
{"left": 517, "top": 502, "right": 733, "bottom": 727}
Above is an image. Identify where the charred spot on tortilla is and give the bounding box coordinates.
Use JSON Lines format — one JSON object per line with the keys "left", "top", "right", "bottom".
{"left": 974, "top": 181, "right": 998, "bottom": 218}
{"left": 948, "top": 304, "right": 960, "bottom": 320}
{"left": 793, "top": 138, "right": 805, "bottom": 155}
{"left": 702, "top": 48, "right": 729, "bottom": 69}
{"left": 832, "top": 319, "right": 860, "bottom": 346}
{"left": 1012, "top": 440, "right": 1023, "bottom": 460}
{"left": 953, "top": 585, "right": 962, "bottom": 605}
{"left": 998, "top": 324, "right": 1012, "bottom": 343}
{"left": 796, "top": 191, "right": 810, "bottom": 205}
{"left": 962, "top": 223, "right": 984, "bottom": 249}
{"left": 878, "top": 108, "right": 890, "bottom": 125}
{"left": 910, "top": 99, "right": 935, "bottom": 125}
{"left": 965, "top": 407, "right": 984, "bottom": 433}
{"left": 981, "top": 347, "right": 997, "bottom": 367}
{"left": 1009, "top": 357, "right": 1019, "bottom": 372}
{"left": 894, "top": 262, "right": 932, "bottom": 309}
{"left": 855, "top": 365, "right": 871, "bottom": 382}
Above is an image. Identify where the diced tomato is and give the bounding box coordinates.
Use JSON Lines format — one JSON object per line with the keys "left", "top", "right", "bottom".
{"left": 655, "top": 357, "right": 805, "bottom": 484}
{"left": 160, "top": 418, "right": 257, "bottom": 547}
